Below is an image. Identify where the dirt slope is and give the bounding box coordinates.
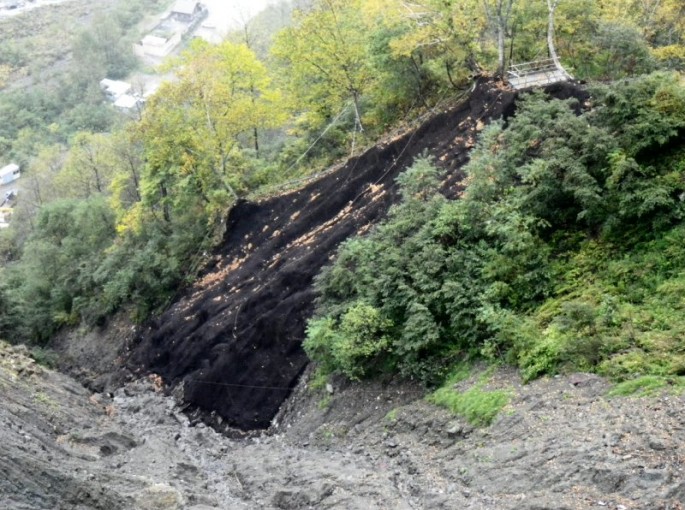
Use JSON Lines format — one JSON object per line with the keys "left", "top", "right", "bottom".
{"left": 127, "top": 79, "right": 587, "bottom": 430}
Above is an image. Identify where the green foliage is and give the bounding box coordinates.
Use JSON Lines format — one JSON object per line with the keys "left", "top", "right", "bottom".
{"left": 30, "top": 347, "right": 59, "bottom": 369}
{"left": 307, "top": 367, "right": 330, "bottom": 392}
{"left": 428, "top": 381, "right": 510, "bottom": 427}
{"left": 608, "top": 376, "right": 685, "bottom": 397}
{"left": 4, "top": 198, "right": 116, "bottom": 341}
{"left": 0, "top": 0, "right": 163, "bottom": 162}
{"left": 1, "top": 0, "right": 684, "bottom": 363}
{"left": 95, "top": 228, "right": 187, "bottom": 321}
{"left": 0, "top": 22, "right": 292, "bottom": 343}
{"left": 139, "top": 40, "right": 285, "bottom": 225}
{"left": 272, "top": 0, "right": 373, "bottom": 131}
{"left": 71, "top": 11, "right": 140, "bottom": 81}
{"left": 307, "top": 156, "right": 485, "bottom": 382}
{"left": 384, "top": 408, "right": 398, "bottom": 423}
{"left": 305, "top": 303, "right": 393, "bottom": 380}
{"left": 590, "top": 21, "right": 656, "bottom": 79}
{"left": 306, "top": 72, "right": 685, "bottom": 387}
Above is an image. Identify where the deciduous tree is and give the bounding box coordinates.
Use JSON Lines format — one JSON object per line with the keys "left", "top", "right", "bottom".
{"left": 272, "top": 0, "right": 373, "bottom": 131}
{"left": 138, "top": 40, "right": 284, "bottom": 227}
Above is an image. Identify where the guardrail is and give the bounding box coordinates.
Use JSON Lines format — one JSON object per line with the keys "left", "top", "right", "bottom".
{"left": 507, "top": 59, "right": 558, "bottom": 78}
{"left": 507, "top": 59, "right": 569, "bottom": 90}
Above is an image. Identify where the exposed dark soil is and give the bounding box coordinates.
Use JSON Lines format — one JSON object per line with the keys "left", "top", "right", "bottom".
{"left": 126, "top": 79, "right": 590, "bottom": 431}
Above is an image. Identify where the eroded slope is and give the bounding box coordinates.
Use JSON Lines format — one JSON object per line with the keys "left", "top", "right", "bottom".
{"left": 128, "top": 80, "right": 586, "bottom": 430}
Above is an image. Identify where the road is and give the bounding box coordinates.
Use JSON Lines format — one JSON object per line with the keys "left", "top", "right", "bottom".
{"left": 201, "top": 0, "right": 283, "bottom": 34}
{"left": 0, "top": 0, "right": 72, "bottom": 18}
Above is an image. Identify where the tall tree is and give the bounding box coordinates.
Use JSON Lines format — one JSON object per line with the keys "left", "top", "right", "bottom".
{"left": 57, "top": 132, "right": 117, "bottom": 199}
{"left": 272, "top": 0, "right": 373, "bottom": 131}
{"left": 137, "top": 40, "right": 284, "bottom": 228}
{"left": 483, "top": 0, "right": 516, "bottom": 76}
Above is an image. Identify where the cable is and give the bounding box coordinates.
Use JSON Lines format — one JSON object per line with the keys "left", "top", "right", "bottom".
{"left": 186, "top": 378, "right": 428, "bottom": 395}
{"left": 282, "top": 103, "right": 351, "bottom": 177}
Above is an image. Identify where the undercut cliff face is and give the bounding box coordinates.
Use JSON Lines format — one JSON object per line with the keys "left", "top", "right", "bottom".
{"left": 127, "top": 79, "right": 587, "bottom": 430}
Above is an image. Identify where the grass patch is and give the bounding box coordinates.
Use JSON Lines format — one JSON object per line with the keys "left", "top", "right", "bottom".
{"left": 308, "top": 367, "right": 330, "bottom": 392}
{"left": 30, "top": 347, "right": 58, "bottom": 369}
{"left": 442, "top": 362, "right": 473, "bottom": 386}
{"left": 384, "top": 408, "right": 398, "bottom": 423}
{"left": 317, "top": 394, "right": 332, "bottom": 409}
{"left": 32, "top": 391, "right": 57, "bottom": 409}
{"left": 607, "top": 375, "right": 685, "bottom": 397}
{"left": 427, "top": 365, "right": 511, "bottom": 427}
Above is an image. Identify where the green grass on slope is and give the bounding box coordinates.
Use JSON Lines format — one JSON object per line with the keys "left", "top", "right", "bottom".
{"left": 517, "top": 224, "right": 685, "bottom": 383}
{"left": 427, "top": 366, "right": 511, "bottom": 427}
{"left": 608, "top": 375, "right": 685, "bottom": 397}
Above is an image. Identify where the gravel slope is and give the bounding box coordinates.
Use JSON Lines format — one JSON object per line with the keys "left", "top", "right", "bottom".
{"left": 3, "top": 342, "right": 684, "bottom": 509}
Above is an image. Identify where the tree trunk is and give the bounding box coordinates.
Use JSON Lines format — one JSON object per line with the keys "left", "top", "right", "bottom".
{"left": 484, "top": 0, "right": 515, "bottom": 77}
{"left": 160, "top": 184, "right": 171, "bottom": 223}
{"left": 509, "top": 21, "right": 517, "bottom": 64}
{"left": 497, "top": 22, "right": 506, "bottom": 76}
{"left": 253, "top": 127, "right": 260, "bottom": 157}
{"left": 126, "top": 157, "right": 142, "bottom": 202}
{"left": 250, "top": 83, "right": 260, "bottom": 157}
{"left": 445, "top": 60, "right": 459, "bottom": 89}
{"left": 547, "top": 0, "right": 572, "bottom": 79}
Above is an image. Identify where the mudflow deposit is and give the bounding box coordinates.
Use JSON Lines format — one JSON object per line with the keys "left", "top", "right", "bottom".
{"left": 3, "top": 81, "right": 685, "bottom": 509}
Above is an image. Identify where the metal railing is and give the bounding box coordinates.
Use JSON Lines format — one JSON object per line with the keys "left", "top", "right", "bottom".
{"left": 507, "top": 59, "right": 569, "bottom": 90}
{"left": 507, "top": 58, "right": 558, "bottom": 78}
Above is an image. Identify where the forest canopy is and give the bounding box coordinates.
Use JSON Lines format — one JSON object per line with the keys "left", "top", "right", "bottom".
{"left": 305, "top": 72, "right": 685, "bottom": 384}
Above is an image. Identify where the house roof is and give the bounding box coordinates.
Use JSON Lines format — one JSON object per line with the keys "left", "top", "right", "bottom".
{"left": 171, "top": 0, "right": 199, "bottom": 15}
{"left": 100, "top": 79, "right": 131, "bottom": 99}
{"left": 0, "top": 164, "right": 19, "bottom": 177}
{"left": 114, "top": 94, "right": 139, "bottom": 110}
{"left": 142, "top": 34, "right": 170, "bottom": 46}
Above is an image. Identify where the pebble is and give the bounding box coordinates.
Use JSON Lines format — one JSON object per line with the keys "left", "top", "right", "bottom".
{"left": 648, "top": 438, "right": 667, "bottom": 451}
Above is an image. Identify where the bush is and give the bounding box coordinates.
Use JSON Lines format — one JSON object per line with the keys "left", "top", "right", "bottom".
{"left": 305, "top": 72, "right": 685, "bottom": 387}
{"left": 305, "top": 302, "right": 393, "bottom": 380}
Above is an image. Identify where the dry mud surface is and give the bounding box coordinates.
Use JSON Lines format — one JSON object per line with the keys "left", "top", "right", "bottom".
{"left": 2, "top": 342, "right": 685, "bottom": 509}
{"left": 127, "top": 79, "right": 588, "bottom": 430}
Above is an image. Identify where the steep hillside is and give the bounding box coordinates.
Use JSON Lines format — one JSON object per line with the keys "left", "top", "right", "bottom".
{"left": 127, "top": 79, "right": 588, "bottom": 430}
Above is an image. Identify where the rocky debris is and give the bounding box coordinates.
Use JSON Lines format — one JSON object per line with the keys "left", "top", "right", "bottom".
{"left": 127, "top": 79, "right": 589, "bottom": 430}
{"left": 3, "top": 340, "right": 685, "bottom": 509}
{"left": 0, "top": 341, "right": 424, "bottom": 509}
{"left": 50, "top": 314, "right": 139, "bottom": 394}
{"left": 276, "top": 366, "right": 685, "bottom": 510}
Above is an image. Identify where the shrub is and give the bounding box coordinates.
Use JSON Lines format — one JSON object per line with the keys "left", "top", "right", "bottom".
{"left": 305, "top": 73, "right": 685, "bottom": 388}
{"left": 305, "top": 302, "right": 393, "bottom": 380}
